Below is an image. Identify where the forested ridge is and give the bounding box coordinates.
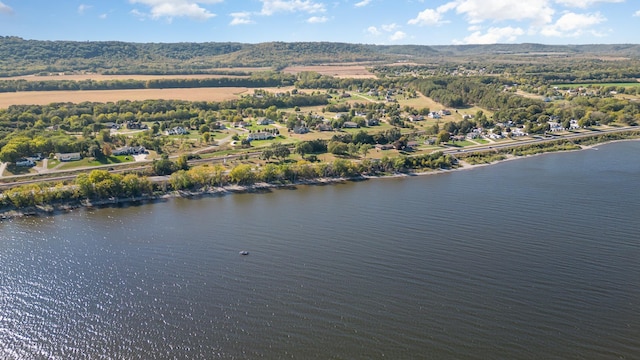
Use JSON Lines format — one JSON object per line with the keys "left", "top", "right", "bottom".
{"left": 2, "top": 36, "right": 640, "bottom": 77}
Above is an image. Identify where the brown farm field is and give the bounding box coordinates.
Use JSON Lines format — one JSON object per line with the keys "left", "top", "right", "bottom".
{"left": 282, "top": 65, "right": 376, "bottom": 79}
{"left": 0, "top": 87, "right": 249, "bottom": 107}
{"left": 3, "top": 68, "right": 272, "bottom": 82}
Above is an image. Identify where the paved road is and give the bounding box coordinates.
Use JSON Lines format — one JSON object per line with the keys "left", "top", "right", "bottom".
{"left": 440, "top": 127, "right": 637, "bottom": 155}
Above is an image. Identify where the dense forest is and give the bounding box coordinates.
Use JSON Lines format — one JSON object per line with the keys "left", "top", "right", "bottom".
{"left": 3, "top": 36, "right": 640, "bottom": 77}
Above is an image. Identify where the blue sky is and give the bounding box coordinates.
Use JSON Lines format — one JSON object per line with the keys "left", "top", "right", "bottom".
{"left": 0, "top": 0, "right": 638, "bottom": 45}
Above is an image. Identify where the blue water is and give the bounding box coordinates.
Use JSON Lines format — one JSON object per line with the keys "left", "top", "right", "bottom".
{"left": 1, "top": 141, "right": 639, "bottom": 359}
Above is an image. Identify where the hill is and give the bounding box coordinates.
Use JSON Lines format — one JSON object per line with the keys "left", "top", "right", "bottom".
{"left": 1, "top": 36, "right": 639, "bottom": 77}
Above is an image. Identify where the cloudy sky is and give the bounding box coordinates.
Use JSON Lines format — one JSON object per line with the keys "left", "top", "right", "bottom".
{"left": 0, "top": 0, "right": 638, "bottom": 45}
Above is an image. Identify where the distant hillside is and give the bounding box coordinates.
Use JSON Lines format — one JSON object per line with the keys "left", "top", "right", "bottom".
{"left": 431, "top": 43, "right": 640, "bottom": 57}
{"left": 0, "top": 36, "right": 638, "bottom": 77}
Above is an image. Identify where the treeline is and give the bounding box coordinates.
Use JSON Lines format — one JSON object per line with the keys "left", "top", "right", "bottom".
{"left": 294, "top": 71, "right": 399, "bottom": 90}
{"left": 0, "top": 151, "right": 455, "bottom": 212}
{"left": 170, "top": 151, "right": 456, "bottom": 190}
{"left": 0, "top": 170, "right": 153, "bottom": 209}
{"left": 411, "top": 76, "right": 524, "bottom": 109}
{"left": 0, "top": 72, "right": 296, "bottom": 93}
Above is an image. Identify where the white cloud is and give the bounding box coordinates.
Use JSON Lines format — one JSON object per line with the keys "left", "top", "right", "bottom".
{"left": 78, "top": 4, "right": 92, "bottom": 15}
{"left": 634, "top": 10, "right": 640, "bottom": 17}
{"left": 389, "top": 31, "right": 407, "bottom": 41}
{"left": 410, "top": 0, "right": 554, "bottom": 27}
{"left": 259, "top": 0, "right": 326, "bottom": 16}
{"left": 454, "top": 0, "right": 554, "bottom": 25}
{"left": 307, "top": 16, "right": 328, "bottom": 23}
{"left": 381, "top": 23, "right": 398, "bottom": 32}
{"left": 99, "top": 13, "right": 108, "bottom": 19}
{"left": 408, "top": 2, "right": 456, "bottom": 26}
{"left": 455, "top": 26, "right": 525, "bottom": 44}
{"left": 555, "top": 0, "right": 624, "bottom": 9}
{"left": 368, "top": 22, "right": 405, "bottom": 39}
{"left": 367, "top": 26, "right": 381, "bottom": 36}
{"left": 540, "top": 11, "right": 606, "bottom": 37}
{"left": 129, "top": 0, "right": 221, "bottom": 20}
{"left": 354, "top": 0, "right": 372, "bottom": 7}
{"left": 230, "top": 12, "right": 254, "bottom": 25}
{"left": 0, "top": 1, "right": 13, "bottom": 14}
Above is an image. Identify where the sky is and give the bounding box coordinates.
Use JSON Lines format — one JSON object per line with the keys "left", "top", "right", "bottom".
{"left": 0, "top": 0, "right": 639, "bottom": 45}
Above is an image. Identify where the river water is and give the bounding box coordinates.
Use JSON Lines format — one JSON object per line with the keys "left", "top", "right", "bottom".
{"left": 1, "top": 141, "right": 639, "bottom": 359}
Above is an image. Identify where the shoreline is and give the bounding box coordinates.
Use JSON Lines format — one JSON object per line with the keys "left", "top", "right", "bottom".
{"left": 1, "top": 138, "right": 638, "bottom": 220}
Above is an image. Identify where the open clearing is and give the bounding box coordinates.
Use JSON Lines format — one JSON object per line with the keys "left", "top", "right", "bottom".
{"left": 282, "top": 65, "right": 376, "bottom": 79}
{"left": 0, "top": 87, "right": 248, "bottom": 107}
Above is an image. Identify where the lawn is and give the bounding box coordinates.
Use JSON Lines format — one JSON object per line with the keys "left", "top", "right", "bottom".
{"left": 56, "top": 155, "right": 135, "bottom": 170}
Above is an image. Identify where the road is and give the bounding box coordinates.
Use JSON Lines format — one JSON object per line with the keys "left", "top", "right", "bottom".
{"left": 440, "top": 126, "right": 637, "bottom": 155}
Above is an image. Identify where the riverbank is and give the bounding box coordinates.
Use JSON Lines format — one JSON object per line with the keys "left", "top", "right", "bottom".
{"left": 1, "top": 137, "right": 639, "bottom": 220}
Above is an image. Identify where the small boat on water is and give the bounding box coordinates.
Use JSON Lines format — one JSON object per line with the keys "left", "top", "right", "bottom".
{"left": 239, "top": 251, "right": 249, "bottom": 256}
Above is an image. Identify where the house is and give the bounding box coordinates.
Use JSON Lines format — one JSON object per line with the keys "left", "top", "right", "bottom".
{"left": 103, "top": 122, "right": 121, "bottom": 130}
{"left": 56, "top": 153, "right": 82, "bottom": 162}
{"left": 366, "top": 118, "right": 380, "bottom": 126}
{"left": 406, "top": 141, "right": 419, "bottom": 150}
{"left": 439, "top": 109, "right": 452, "bottom": 116}
{"left": 233, "top": 121, "right": 249, "bottom": 128}
{"left": 16, "top": 158, "right": 36, "bottom": 167}
{"left": 343, "top": 122, "right": 359, "bottom": 128}
{"left": 510, "top": 128, "right": 528, "bottom": 137}
{"left": 165, "top": 126, "right": 188, "bottom": 136}
{"left": 548, "top": 121, "right": 564, "bottom": 132}
{"left": 126, "top": 121, "right": 147, "bottom": 130}
{"left": 316, "top": 124, "right": 333, "bottom": 132}
{"left": 375, "top": 144, "right": 395, "bottom": 150}
{"left": 569, "top": 119, "right": 580, "bottom": 130}
{"left": 293, "top": 126, "right": 310, "bottom": 134}
{"left": 466, "top": 132, "right": 480, "bottom": 140}
{"left": 427, "top": 112, "right": 441, "bottom": 119}
{"left": 408, "top": 115, "right": 424, "bottom": 122}
{"left": 113, "top": 146, "right": 147, "bottom": 156}
{"left": 256, "top": 118, "right": 273, "bottom": 126}
{"left": 247, "top": 132, "right": 275, "bottom": 141}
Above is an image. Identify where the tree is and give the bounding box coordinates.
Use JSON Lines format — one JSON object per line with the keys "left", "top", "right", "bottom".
{"left": 295, "top": 141, "right": 313, "bottom": 159}
{"left": 271, "top": 143, "right": 290, "bottom": 162}
{"left": 229, "top": 164, "right": 255, "bottom": 185}
{"left": 152, "top": 155, "right": 177, "bottom": 176}
{"left": 360, "top": 143, "right": 372, "bottom": 158}
{"left": 88, "top": 144, "right": 102, "bottom": 159}
{"left": 436, "top": 130, "right": 450, "bottom": 144}
{"left": 102, "top": 143, "right": 112, "bottom": 157}
{"left": 202, "top": 132, "right": 211, "bottom": 144}
{"left": 176, "top": 154, "right": 189, "bottom": 171}
{"left": 328, "top": 141, "right": 348, "bottom": 156}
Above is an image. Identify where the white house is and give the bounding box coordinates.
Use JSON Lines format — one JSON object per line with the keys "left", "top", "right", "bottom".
{"left": 165, "top": 126, "right": 188, "bottom": 136}
{"left": 548, "top": 121, "right": 564, "bottom": 132}
{"left": 247, "top": 132, "right": 275, "bottom": 141}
